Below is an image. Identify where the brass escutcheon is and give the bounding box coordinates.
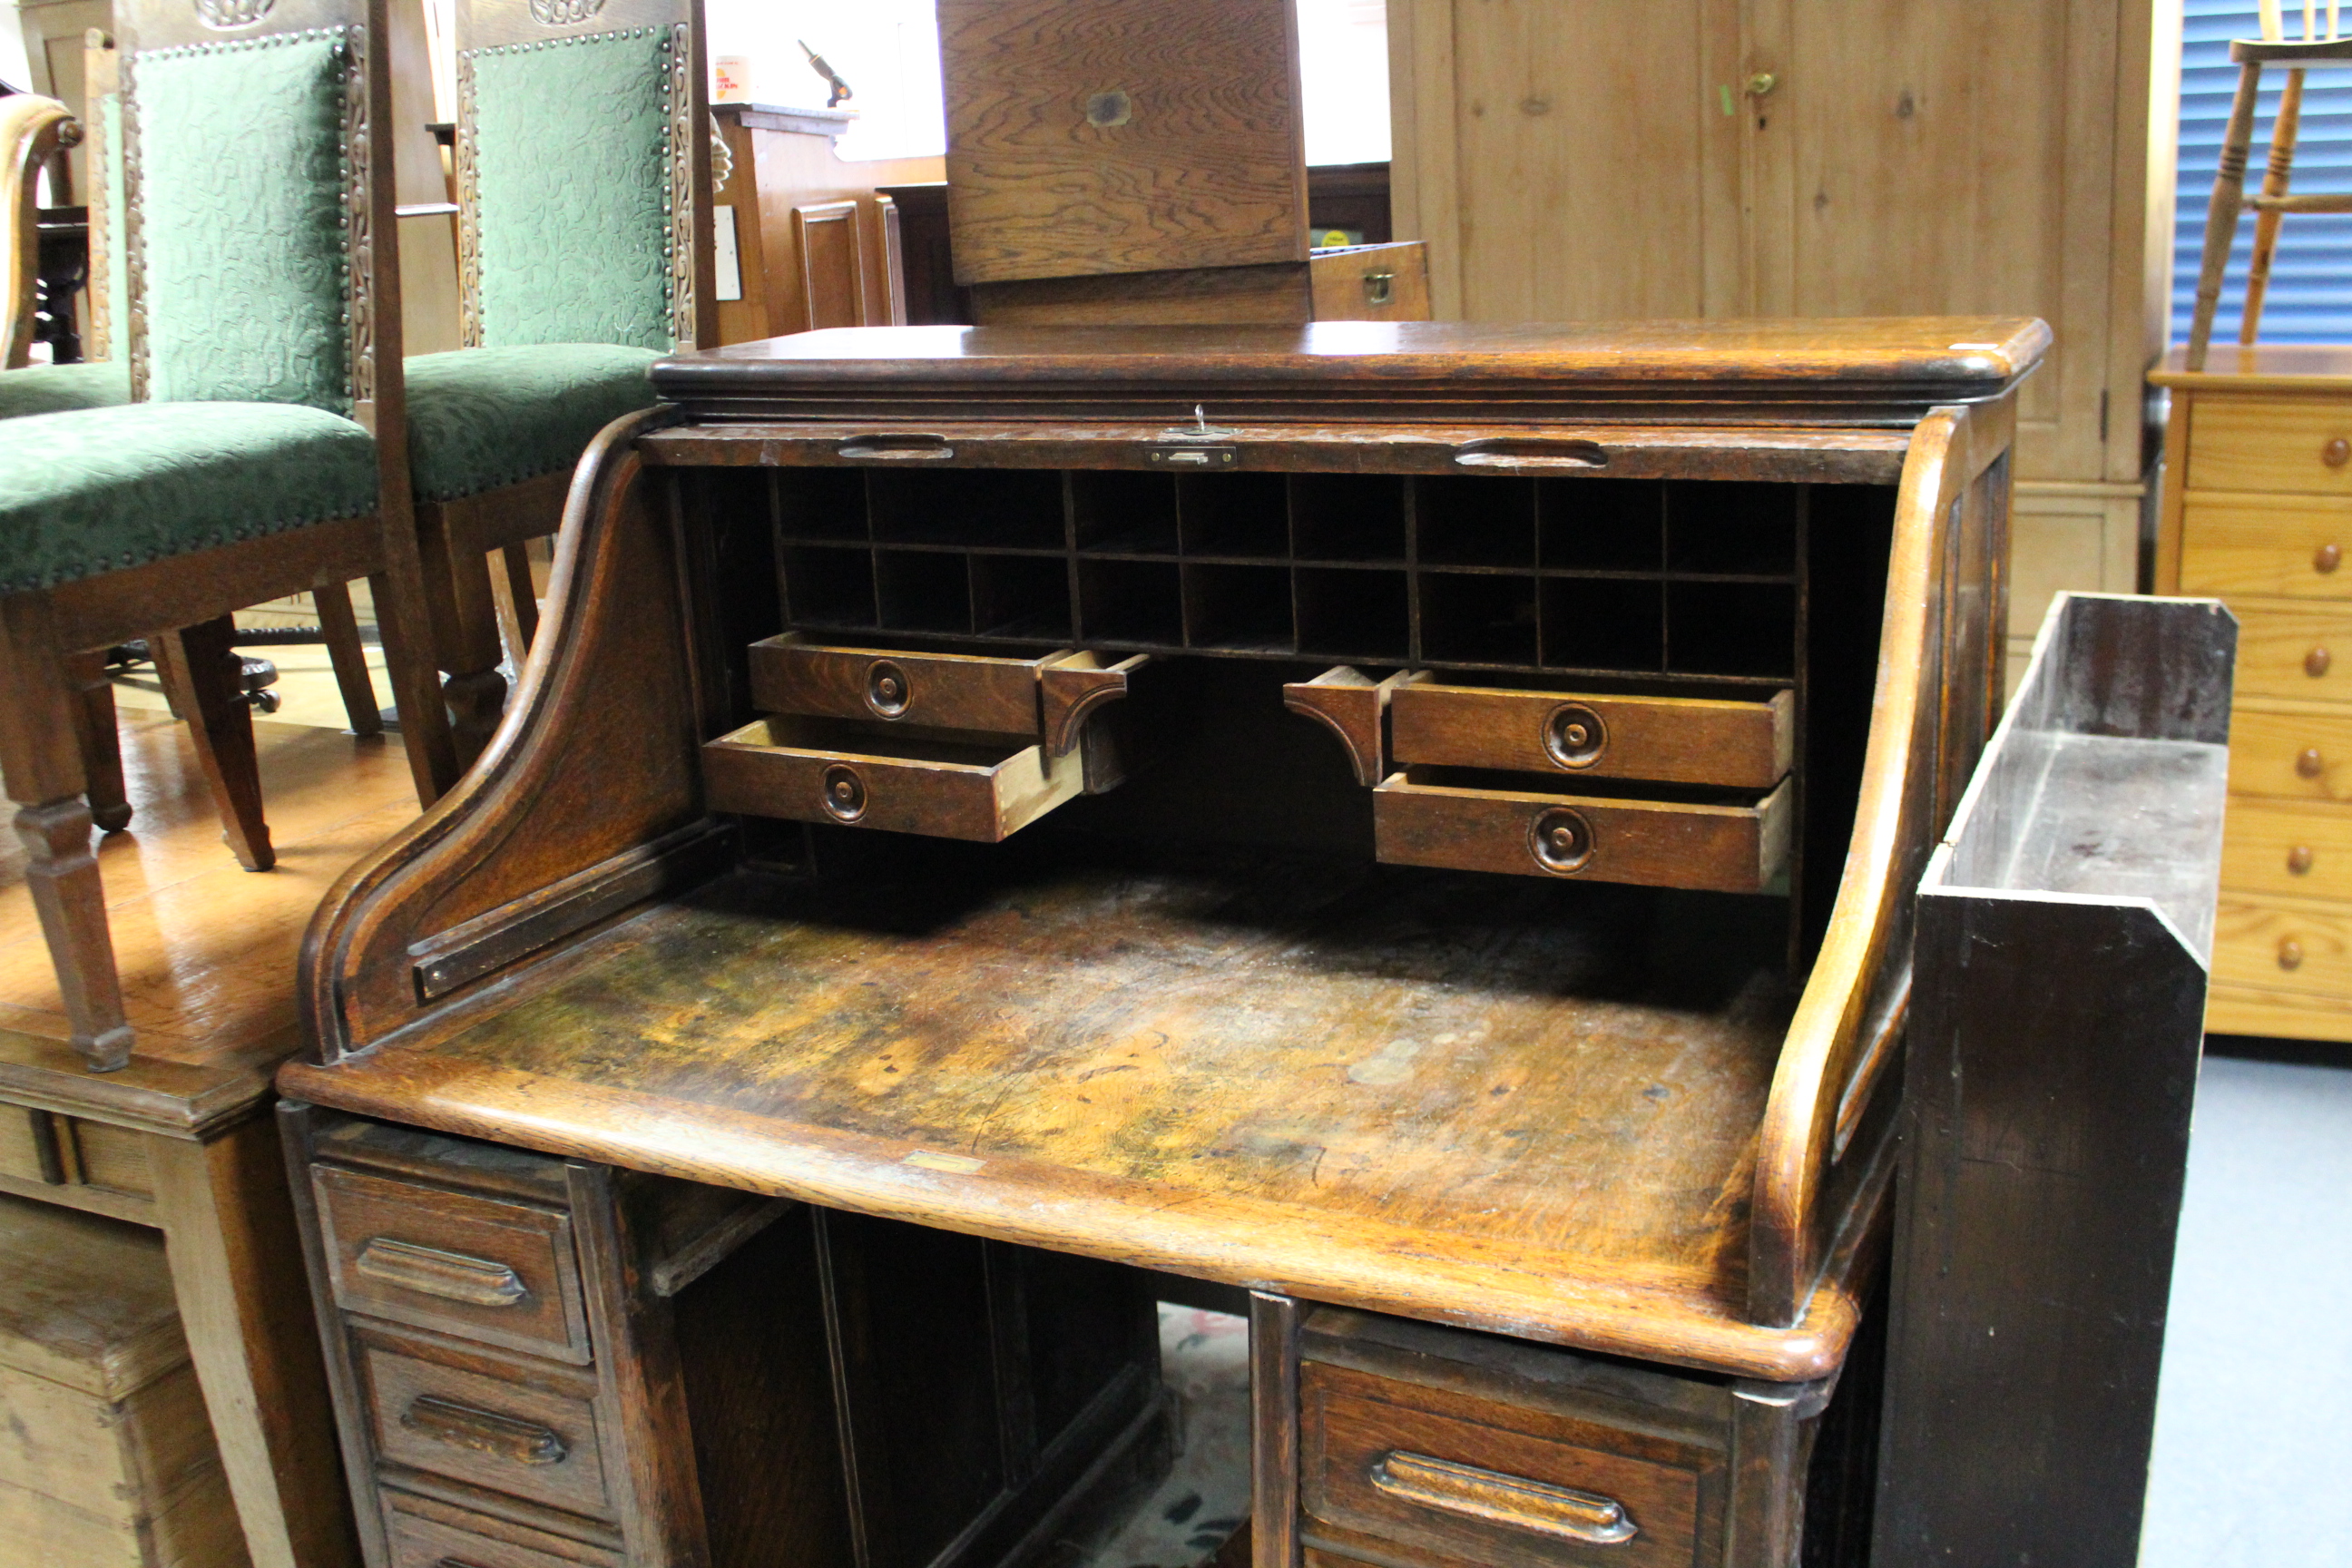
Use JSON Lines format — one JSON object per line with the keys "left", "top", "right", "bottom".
{"left": 821, "top": 765, "right": 867, "bottom": 822}
{"left": 1543, "top": 703, "right": 1607, "bottom": 769}
{"left": 866, "top": 660, "right": 910, "bottom": 718}
{"left": 1528, "top": 806, "right": 1594, "bottom": 874}
{"left": 2288, "top": 844, "right": 2316, "bottom": 876}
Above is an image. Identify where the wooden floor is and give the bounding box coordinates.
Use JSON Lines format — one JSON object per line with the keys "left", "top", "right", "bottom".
{"left": 0, "top": 710, "right": 421, "bottom": 1076}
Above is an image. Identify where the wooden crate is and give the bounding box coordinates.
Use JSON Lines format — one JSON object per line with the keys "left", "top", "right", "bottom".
{"left": 0, "top": 1194, "right": 247, "bottom": 1568}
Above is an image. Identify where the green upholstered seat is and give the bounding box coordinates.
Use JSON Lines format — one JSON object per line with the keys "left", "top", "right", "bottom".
{"left": 0, "top": 402, "right": 376, "bottom": 594}
{"left": 405, "top": 344, "right": 660, "bottom": 502}
{"left": 0, "top": 361, "right": 134, "bottom": 419}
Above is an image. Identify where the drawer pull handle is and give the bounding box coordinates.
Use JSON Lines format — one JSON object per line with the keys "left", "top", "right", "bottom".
{"left": 2309, "top": 647, "right": 2334, "bottom": 679}
{"left": 2327, "top": 437, "right": 2351, "bottom": 468}
{"left": 1370, "top": 1451, "right": 1638, "bottom": 1546}
{"left": 2299, "top": 747, "right": 2328, "bottom": 779}
{"left": 2318, "top": 543, "right": 2343, "bottom": 574}
{"left": 1529, "top": 806, "right": 1595, "bottom": 874}
{"left": 821, "top": 764, "right": 868, "bottom": 821}
{"left": 2280, "top": 936, "right": 2306, "bottom": 972}
{"left": 1454, "top": 437, "right": 1609, "bottom": 470}
{"left": 355, "top": 1238, "right": 528, "bottom": 1308}
{"left": 2289, "top": 844, "right": 2316, "bottom": 876}
{"left": 837, "top": 434, "right": 953, "bottom": 461}
{"left": 401, "top": 1395, "right": 568, "bottom": 1466}
{"left": 1543, "top": 702, "right": 1607, "bottom": 769}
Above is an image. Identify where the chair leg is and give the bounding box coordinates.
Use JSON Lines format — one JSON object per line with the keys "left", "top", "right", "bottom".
{"left": 0, "top": 593, "right": 132, "bottom": 1071}
{"left": 313, "top": 581, "right": 383, "bottom": 737}
{"left": 68, "top": 650, "right": 133, "bottom": 832}
{"left": 147, "top": 626, "right": 190, "bottom": 720}
{"left": 160, "top": 617, "right": 275, "bottom": 873}
{"left": 416, "top": 500, "right": 509, "bottom": 769}
{"left": 2189, "top": 59, "right": 2265, "bottom": 369}
{"left": 2242, "top": 67, "right": 2307, "bottom": 348}
{"left": 500, "top": 541, "right": 540, "bottom": 652}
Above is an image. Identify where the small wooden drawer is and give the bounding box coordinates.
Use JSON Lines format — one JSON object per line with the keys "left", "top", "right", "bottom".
{"left": 2227, "top": 705, "right": 2352, "bottom": 802}
{"left": 2213, "top": 893, "right": 2352, "bottom": 1001}
{"left": 2180, "top": 496, "right": 2352, "bottom": 601}
{"left": 2229, "top": 603, "right": 2352, "bottom": 703}
{"left": 1301, "top": 1362, "right": 1701, "bottom": 1568}
{"left": 360, "top": 1336, "right": 613, "bottom": 1523}
{"left": 314, "top": 1164, "right": 592, "bottom": 1365}
{"left": 1373, "top": 773, "right": 1789, "bottom": 892}
{"left": 385, "top": 1492, "right": 622, "bottom": 1568}
{"left": 703, "top": 714, "right": 1083, "bottom": 841}
{"left": 748, "top": 635, "right": 1067, "bottom": 736}
{"left": 1388, "top": 683, "right": 1792, "bottom": 788}
{"left": 2190, "top": 397, "right": 2352, "bottom": 495}
{"left": 2221, "top": 798, "right": 2352, "bottom": 899}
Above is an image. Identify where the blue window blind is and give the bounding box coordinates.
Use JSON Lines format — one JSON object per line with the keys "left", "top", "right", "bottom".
{"left": 2174, "top": 3, "right": 2352, "bottom": 344}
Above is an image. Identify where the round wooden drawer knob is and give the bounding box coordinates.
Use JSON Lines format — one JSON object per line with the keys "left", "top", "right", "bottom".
{"left": 2299, "top": 747, "right": 2328, "bottom": 779}
{"left": 2318, "top": 543, "right": 2344, "bottom": 574}
{"left": 2326, "top": 437, "right": 2350, "bottom": 468}
{"left": 2309, "top": 647, "right": 2335, "bottom": 679}
{"left": 2288, "top": 844, "right": 2316, "bottom": 875}
{"left": 2279, "top": 936, "right": 2306, "bottom": 971}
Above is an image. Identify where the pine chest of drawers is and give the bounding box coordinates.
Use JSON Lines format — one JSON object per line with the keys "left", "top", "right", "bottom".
{"left": 2156, "top": 345, "right": 2352, "bottom": 1042}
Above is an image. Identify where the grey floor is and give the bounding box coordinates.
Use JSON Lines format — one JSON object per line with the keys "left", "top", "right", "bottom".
{"left": 2140, "top": 1054, "right": 2352, "bottom": 1567}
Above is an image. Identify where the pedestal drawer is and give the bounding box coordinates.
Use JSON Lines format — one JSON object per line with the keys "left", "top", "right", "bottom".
{"left": 360, "top": 1336, "right": 613, "bottom": 1524}
{"left": 2212, "top": 894, "right": 2352, "bottom": 1002}
{"left": 2229, "top": 604, "right": 2352, "bottom": 703}
{"left": 1373, "top": 773, "right": 1789, "bottom": 891}
{"left": 1387, "top": 683, "right": 1793, "bottom": 789}
{"left": 2221, "top": 798, "right": 2352, "bottom": 899}
{"left": 2179, "top": 496, "right": 2352, "bottom": 601}
{"left": 1301, "top": 1363, "right": 1700, "bottom": 1568}
{"left": 2190, "top": 397, "right": 2352, "bottom": 495}
{"left": 314, "top": 1164, "right": 591, "bottom": 1365}
{"left": 703, "top": 714, "right": 1083, "bottom": 840}
{"left": 385, "top": 1492, "right": 622, "bottom": 1568}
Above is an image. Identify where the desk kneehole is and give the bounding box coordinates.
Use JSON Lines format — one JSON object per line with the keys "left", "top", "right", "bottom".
{"left": 1373, "top": 772, "right": 1792, "bottom": 893}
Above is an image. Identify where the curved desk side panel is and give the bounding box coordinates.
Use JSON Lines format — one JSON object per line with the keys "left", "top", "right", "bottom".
{"left": 301, "top": 407, "right": 716, "bottom": 1063}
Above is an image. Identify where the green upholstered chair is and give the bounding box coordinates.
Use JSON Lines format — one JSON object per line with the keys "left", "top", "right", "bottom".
{"left": 0, "top": 0, "right": 458, "bottom": 1072}
{"left": 5, "top": 33, "right": 383, "bottom": 777}
{"left": 411, "top": 0, "right": 712, "bottom": 761}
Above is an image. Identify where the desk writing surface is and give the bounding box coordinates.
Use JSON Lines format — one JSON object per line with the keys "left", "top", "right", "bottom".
{"left": 286, "top": 843, "right": 1873, "bottom": 1378}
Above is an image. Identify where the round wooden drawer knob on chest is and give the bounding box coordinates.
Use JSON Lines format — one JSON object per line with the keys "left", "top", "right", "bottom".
{"left": 2280, "top": 937, "right": 2306, "bottom": 972}
{"left": 2300, "top": 747, "right": 2328, "bottom": 779}
{"left": 2288, "top": 844, "right": 2317, "bottom": 876}
{"left": 2308, "top": 647, "right": 2335, "bottom": 680}
{"left": 2325, "top": 437, "right": 2350, "bottom": 469}
{"left": 2319, "top": 543, "right": 2344, "bottom": 575}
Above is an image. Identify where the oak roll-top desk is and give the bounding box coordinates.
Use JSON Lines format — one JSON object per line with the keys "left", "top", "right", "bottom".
{"left": 276, "top": 320, "right": 2046, "bottom": 1568}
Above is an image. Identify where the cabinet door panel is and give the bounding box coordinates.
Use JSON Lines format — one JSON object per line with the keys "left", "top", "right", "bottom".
{"left": 1755, "top": 0, "right": 2108, "bottom": 479}
{"left": 1428, "top": 0, "right": 1740, "bottom": 322}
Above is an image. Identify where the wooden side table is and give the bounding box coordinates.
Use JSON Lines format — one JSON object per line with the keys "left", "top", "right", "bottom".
{"left": 2154, "top": 344, "right": 2352, "bottom": 1042}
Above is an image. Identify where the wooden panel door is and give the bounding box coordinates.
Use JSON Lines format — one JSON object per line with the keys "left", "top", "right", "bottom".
{"left": 1746, "top": 0, "right": 2131, "bottom": 483}
{"left": 1392, "top": 0, "right": 1744, "bottom": 322}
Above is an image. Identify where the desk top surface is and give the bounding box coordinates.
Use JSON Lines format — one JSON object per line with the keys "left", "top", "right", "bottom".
{"left": 284, "top": 845, "right": 1878, "bottom": 1380}
{"left": 651, "top": 318, "right": 2051, "bottom": 414}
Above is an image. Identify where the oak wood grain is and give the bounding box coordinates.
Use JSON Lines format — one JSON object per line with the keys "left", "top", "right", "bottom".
{"left": 938, "top": 0, "right": 1308, "bottom": 285}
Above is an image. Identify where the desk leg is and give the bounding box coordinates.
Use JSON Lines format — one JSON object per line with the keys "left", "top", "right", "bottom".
{"left": 152, "top": 1117, "right": 361, "bottom": 1568}
{"left": 1251, "top": 1292, "right": 1302, "bottom": 1568}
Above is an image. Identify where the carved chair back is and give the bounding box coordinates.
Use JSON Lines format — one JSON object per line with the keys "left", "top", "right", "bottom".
{"left": 117, "top": 0, "right": 403, "bottom": 447}
{"left": 452, "top": 0, "right": 711, "bottom": 352}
